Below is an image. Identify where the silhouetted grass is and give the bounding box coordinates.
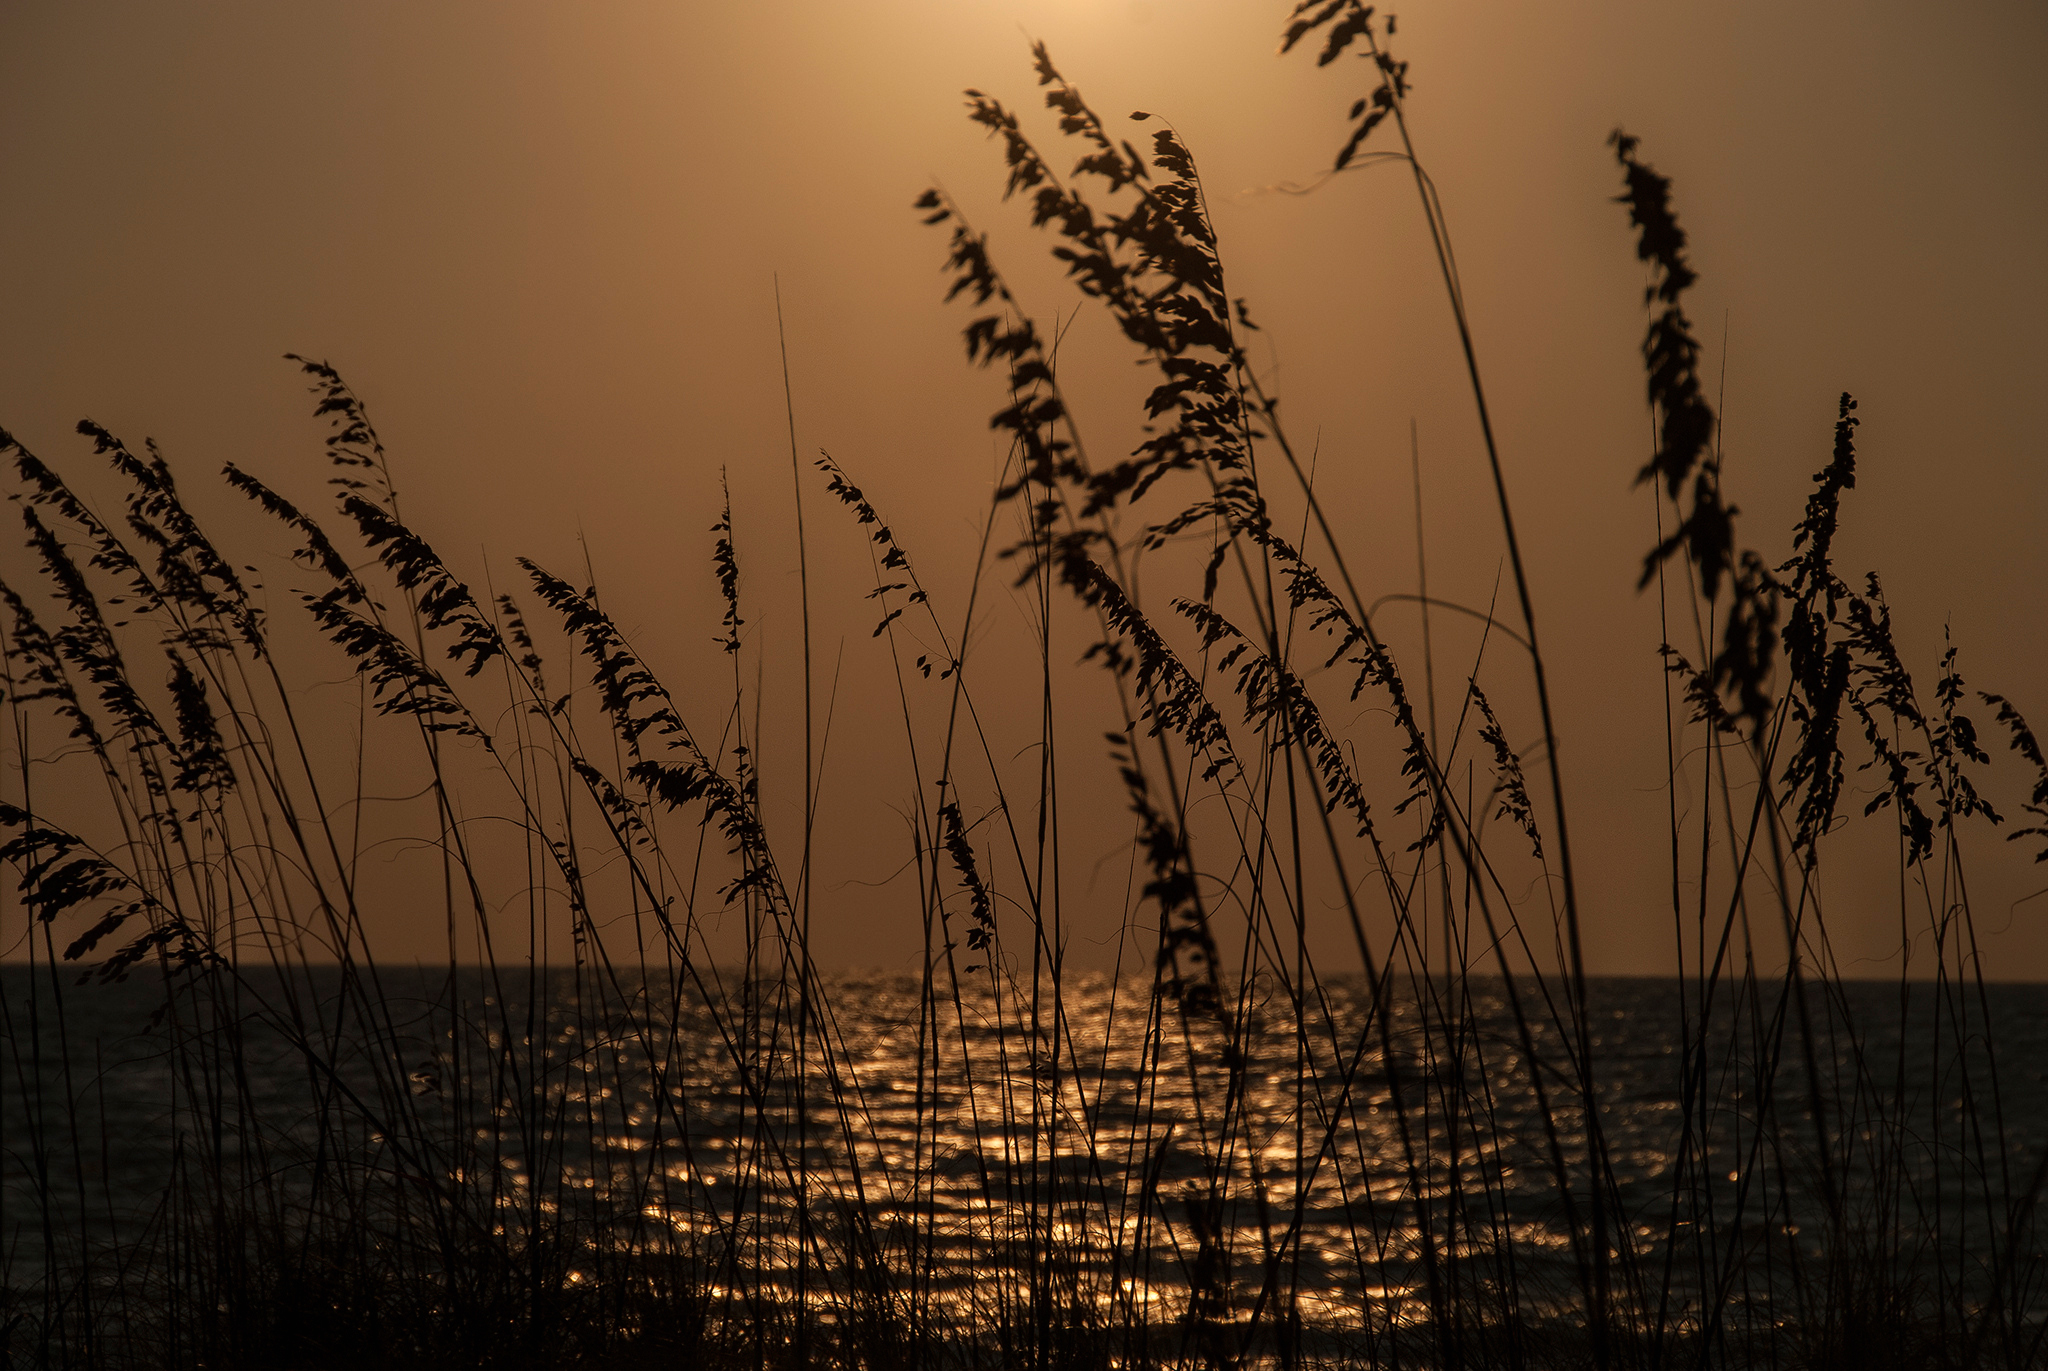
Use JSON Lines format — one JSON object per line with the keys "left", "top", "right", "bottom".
{"left": 4, "top": 6, "right": 2046, "bottom": 1367}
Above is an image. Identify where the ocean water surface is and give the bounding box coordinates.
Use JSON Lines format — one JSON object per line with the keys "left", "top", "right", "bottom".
{"left": 5, "top": 966, "right": 2045, "bottom": 1352}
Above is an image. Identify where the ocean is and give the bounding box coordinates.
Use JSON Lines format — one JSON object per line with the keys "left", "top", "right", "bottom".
{"left": 5, "top": 965, "right": 2044, "bottom": 1358}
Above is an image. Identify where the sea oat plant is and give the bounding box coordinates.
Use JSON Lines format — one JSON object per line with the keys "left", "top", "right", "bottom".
{"left": 2, "top": 9, "right": 2045, "bottom": 1370}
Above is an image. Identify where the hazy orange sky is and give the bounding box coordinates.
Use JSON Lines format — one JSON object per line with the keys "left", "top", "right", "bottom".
{"left": 3, "top": 1, "right": 2044, "bottom": 976}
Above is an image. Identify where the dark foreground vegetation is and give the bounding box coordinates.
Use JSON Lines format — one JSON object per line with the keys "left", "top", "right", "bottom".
{"left": 5, "top": 4, "right": 2047, "bottom": 1366}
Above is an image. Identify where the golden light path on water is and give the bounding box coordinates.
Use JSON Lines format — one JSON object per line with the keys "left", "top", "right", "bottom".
{"left": 432, "top": 970, "right": 1810, "bottom": 1352}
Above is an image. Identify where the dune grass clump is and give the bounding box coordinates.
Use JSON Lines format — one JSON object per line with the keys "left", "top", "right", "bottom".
{"left": 4, "top": 5, "right": 2047, "bottom": 1367}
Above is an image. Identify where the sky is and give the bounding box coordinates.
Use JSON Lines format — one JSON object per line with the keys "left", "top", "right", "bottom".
{"left": 2, "top": 0, "right": 2045, "bottom": 978}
